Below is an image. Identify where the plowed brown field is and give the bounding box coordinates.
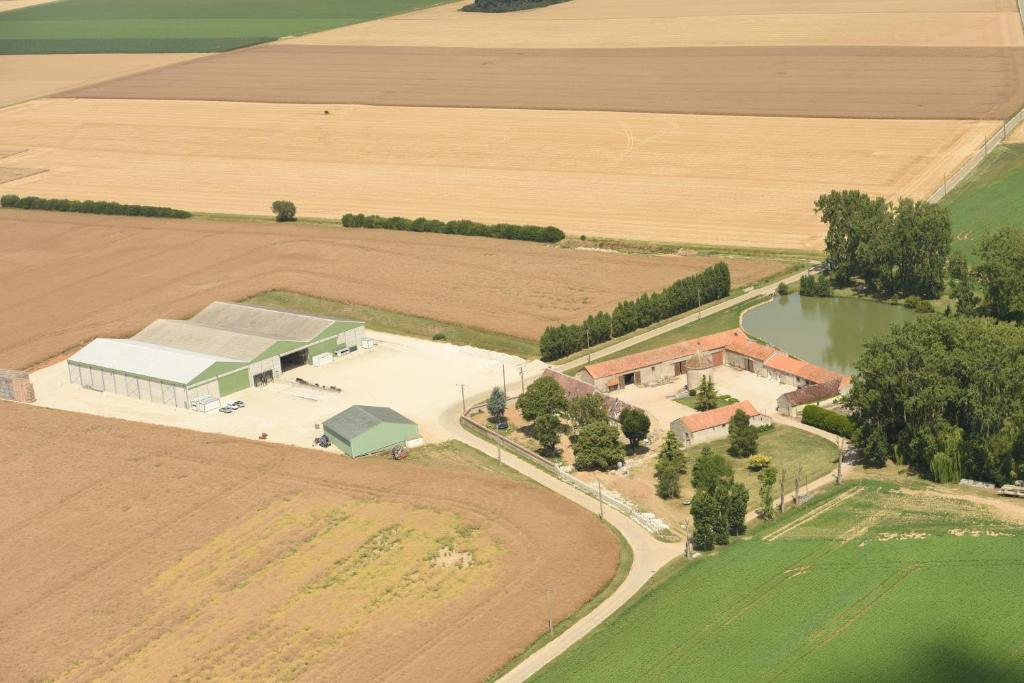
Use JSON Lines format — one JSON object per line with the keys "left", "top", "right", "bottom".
{"left": 0, "top": 99, "right": 999, "bottom": 252}
{"left": 0, "top": 210, "right": 784, "bottom": 370}
{"left": 0, "top": 403, "right": 619, "bottom": 681}
{"left": 290, "top": 0, "right": 1024, "bottom": 49}
{"left": 63, "top": 45, "right": 1024, "bottom": 120}
{"left": 0, "top": 53, "right": 208, "bottom": 108}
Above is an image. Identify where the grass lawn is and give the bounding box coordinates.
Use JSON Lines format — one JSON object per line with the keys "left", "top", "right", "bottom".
{"left": 533, "top": 478, "right": 1024, "bottom": 682}
{"left": 0, "top": 0, "right": 450, "bottom": 53}
{"left": 563, "top": 297, "right": 767, "bottom": 375}
{"left": 674, "top": 394, "right": 738, "bottom": 410}
{"left": 681, "top": 426, "right": 838, "bottom": 511}
{"left": 244, "top": 290, "right": 538, "bottom": 359}
{"left": 943, "top": 143, "right": 1024, "bottom": 263}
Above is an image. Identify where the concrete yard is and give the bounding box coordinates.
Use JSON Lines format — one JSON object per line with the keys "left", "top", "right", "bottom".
{"left": 32, "top": 330, "right": 535, "bottom": 451}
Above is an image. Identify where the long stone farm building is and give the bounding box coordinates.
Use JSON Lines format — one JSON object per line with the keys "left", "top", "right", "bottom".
{"left": 579, "top": 328, "right": 848, "bottom": 397}
{"left": 67, "top": 302, "right": 365, "bottom": 410}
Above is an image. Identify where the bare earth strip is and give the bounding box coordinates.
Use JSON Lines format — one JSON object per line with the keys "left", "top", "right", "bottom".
{"left": 0, "top": 403, "right": 619, "bottom": 682}
{"left": 0, "top": 0, "right": 59, "bottom": 12}
{"left": 0, "top": 210, "right": 784, "bottom": 369}
{"left": 0, "top": 53, "right": 210, "bottom": 109}
{"left": 62, "top": 45, "right": 1024, "bottom": 121}
{"left": 290, "top": 0, "right": 1024, "bottom": 49}
{"left": 0, "top": 99, "right": 999, "bottom": 251}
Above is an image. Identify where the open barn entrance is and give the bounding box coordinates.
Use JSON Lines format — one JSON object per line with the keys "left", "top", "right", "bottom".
{"left": 280, "top": 348, "right": 308, "bottom": 373}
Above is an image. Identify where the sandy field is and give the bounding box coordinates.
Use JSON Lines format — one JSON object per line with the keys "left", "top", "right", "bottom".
{"left": 290, "top": 0, "right": 1024, "bottom": 49}
{"left": 0, "top": 0, "right": 59, "bottom": 12}
{"left": 0, "top": 402, "right": 619, "bottom": 681}
{"left": 0, "top": 99, "right": 999, "bottom": 251}
{"left": 63, "top": 45, "right": 1024, "bottom": 121}
{"left": 0, "top": 210, "right": 784, "bottom": 370}
{"left": 0, "top": 53, "right": 208, "bottom": 108}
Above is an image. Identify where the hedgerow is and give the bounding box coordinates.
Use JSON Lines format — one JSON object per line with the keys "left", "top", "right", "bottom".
{"left": 539, "top": 262, "right": 732, "bottom": 361}
{"left": 340, "top": 212, "right": 564, "bottom": 243}
{"left": 801, "top": 404, "right": 854, "bottom": 438}
{"left": 462, "top": 0, "right": 571, "bottom": 12}
{"left": 0, "top": 194, "right": 190, "bottom": 218}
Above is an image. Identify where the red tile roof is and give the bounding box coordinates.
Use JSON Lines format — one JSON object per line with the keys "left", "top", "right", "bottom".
{"left": 725, "top": 337, "right": 778, "bottom": 361}
{"left": 766, "top": 354, "right": 845, "bottom": 385}
{"left": 679, "top": 400, "right": 760, "bottom": 433}
{"left": 781, "top": 378, "right": 842, "bottom": 407}
{"left": 583, "top": 329, "right": 749, "bottom": 379}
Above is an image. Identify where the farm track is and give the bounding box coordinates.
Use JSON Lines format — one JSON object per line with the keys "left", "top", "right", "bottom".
{"left": 63, "top": 44, "right": 1024, "bottom": 121}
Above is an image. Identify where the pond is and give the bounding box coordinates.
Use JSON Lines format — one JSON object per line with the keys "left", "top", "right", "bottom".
{"left": 741, "top": 294, "right": 921, "bottom": 375}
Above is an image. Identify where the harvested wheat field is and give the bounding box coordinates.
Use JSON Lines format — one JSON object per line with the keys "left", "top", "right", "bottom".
{"left": 0, "top": 210, "right": 785, "bottom": 369}
{"left": 0, "top": 53, "right": 208, "bottom": 108}
{"left": 0, "top": 98, "right": 1000, "bottom": 250}
{"left": 290, "top": 0, "right": 1024, "bottom": 49}
{"left": 0, "top": 403, "right": 619, "bottom": 681}
{"left": 63, "top": 44, "right": 1024, "bottom": 120}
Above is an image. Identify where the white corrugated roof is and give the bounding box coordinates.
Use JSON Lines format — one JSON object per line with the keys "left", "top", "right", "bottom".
{"left": 69, "top": 338, "right": 238, "bottom": 385}
{"left": 133, "top": 319, "right": 278, "bottom": 361}
{"left": 191, "top": 302, "right": 334, "bottom": 341}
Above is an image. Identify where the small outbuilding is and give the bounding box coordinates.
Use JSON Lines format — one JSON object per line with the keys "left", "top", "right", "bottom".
{"left": 777, "top": 378, "right": 843, "bottom": 417}
{"left": 323, "top": 405, "right": 422, "bottom": 458}
{"left": 670, "top": 400, "right": 771, "bottom": 446}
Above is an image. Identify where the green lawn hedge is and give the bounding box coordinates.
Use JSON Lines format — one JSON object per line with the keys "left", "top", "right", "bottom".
{"left": 1, "top": 194, "right": 190, "bottom": 218}
{"left": 801, "top": 404, "right": 854, "bottom": 438}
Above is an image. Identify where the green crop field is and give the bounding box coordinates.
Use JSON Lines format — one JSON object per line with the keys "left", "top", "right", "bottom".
{"left": 944, "top": 143, "right": 1024, "bottom": 263}
{"left": 0, "top": 0, "right": 449, "bottom": 54}
{"left": 534, "top": 479, "right": 1024, "bottom": 682}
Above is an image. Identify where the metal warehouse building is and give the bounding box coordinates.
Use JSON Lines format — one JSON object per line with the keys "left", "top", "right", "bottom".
{"left": 323, "top": 405, "right": 422, "bottom": 458}
{"left": 67, "top": 302, "right": 365, "bottom": 410}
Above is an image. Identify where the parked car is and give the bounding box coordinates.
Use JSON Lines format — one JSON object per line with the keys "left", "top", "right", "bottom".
{"left": 219, "top": 406, "right": 233, "bottom": 414}
{"left": 229, "top": 400, "right": 245, "bottom": 408}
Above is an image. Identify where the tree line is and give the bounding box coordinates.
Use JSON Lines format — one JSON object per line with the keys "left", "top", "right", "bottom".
{"left": 462, "top": 0, "right": 570, "bottom": 12}
{"left": 1, "top": 194, "right": 191, "bottom": 219}
{"left": 847, "top": 315, "right": 1024, "bottom": 485}
{"left": 951, "top": 227, "right": 1024, "bottom": 324}
{"left": 340, "top": 212, "right": 565, "bottom": 243}
{"left": 539, "top": 262, "right": 731, "bottom": 361}
{"left": 815, "top": 190, "right": 951, "bottom": 299}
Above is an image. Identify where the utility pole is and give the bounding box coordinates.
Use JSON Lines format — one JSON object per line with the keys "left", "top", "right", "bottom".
{"left": 502, "top": 364, "right": 507, "bottom": 396}
{"left": 497, "top": 440, "right": 502, "bottom": 465}
{"left": 545, "top": 586, "right": 555, "bottom": 637}
{"left": 697, "top": 285, "right": 702, "bottom": 320}
{"left": 456, "top": 383, "right": 467, "bottom": 414}
{"left": 779, "top": 467, "right": 786, "bottom": 515}
{"left": 518, "top": 365, "right": 525, "bottom": 394}
{"left": 836, "top": 437, "right": 844, "bottom": 485}
{"left": 681, "top": 520, "right": 692, "bottom": 559}
{"left": 586, "top": 327, "right": 592, "bottom": 363}
{"left": 597, "top": 479, "right": 604, "bottom": 520}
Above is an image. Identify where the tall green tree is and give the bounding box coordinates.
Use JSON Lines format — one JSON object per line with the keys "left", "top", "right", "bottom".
{"left": 573, "top": 420, "right": 624, "bottom": 472}
{"left": 486, "top": 386, "right": 507, "bottom": 420}
{"left": 727, "top": 409, "right": 758, "bottom": 457}
{"left": 690, "top": 490, "right": 717, "bottom": 551}
{"left": 727, "top": 482, "right": 749, "bottom": 536}
{"left": 619, "top": 407, "right": 651, "bottom": 453}
{"left": 566, "top": 393, "right": 606, "bottom": 435}
{"left": 847, "top": 315, "right": 1024, "bottom": 484}
{"left": 976, "top": 226, "right": 1024, "bottom": 323}
{"left": 692, "top": 447, "right": 733, "bottom": 494}
{"left": 654, "top": 432, "right": 687, "bottom": 499}
{"left": 758, "top": 466, "right": 778, "bottom": 521}
{"left": 271, "top": 200, "right": 296, "bottom": 222}
{"left": 814, "top": 189, "right": 889, "bottom": 286}
{"left": 532, "top": 413, "right": 561, "bottom": 455}
{"left": 518, "top": 376, "right": 568, "bottom": 421}
{"left": 695, "top": 375, "right": 719, "bottom": 411}
{"left": 890, "top": 198, "right": 952, "bottom": 299}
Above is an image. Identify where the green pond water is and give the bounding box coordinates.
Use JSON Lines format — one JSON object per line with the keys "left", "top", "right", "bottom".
{"left": 741, "top": 294, "right": 921, "bottom": 375}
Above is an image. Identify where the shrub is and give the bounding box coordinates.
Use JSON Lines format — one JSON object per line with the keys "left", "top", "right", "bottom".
{"left": 539, "top": 262, "right": 731, "bottom": 361}
{"left": 776, "top": 282, "right": 790, "bottom": 296}
{"left": 462, "top": 0, "right": 570, "bottom": 12}
{"left": 801, "top": 404, "right": 854, "bottom": 439}
{"left": 340, "top": 212, "right": 564, "bottom": 243}
{"left": 0, "top": 194, "right": 190, "bottom": 218}
{"left": 431, "top": 332, "right": 446, "bottom": 341}
{"left": 748, "top": 454, "right": 772, "bottom": 471}
{"left": 799, "top": 274, "right": 832, "bottom": 297}
{"left": 272, "top": 200, "right": 296, "bottom": 222}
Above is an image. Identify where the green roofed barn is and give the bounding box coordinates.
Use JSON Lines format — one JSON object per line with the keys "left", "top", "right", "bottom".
{"left": 324, "top": 405, "right": 421, "bottom": 458}
{"left": 67, "top": 302, "right": 365, "bottom": 410}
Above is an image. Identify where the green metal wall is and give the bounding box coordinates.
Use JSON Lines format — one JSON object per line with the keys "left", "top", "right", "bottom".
{"left": 350, "top": 423, "right": 419, "bottom": 457}
{"left": 217, "top": 368, "right": 251, "bottom": 397}
{"left": 306, "top": 337, "right": 337, "bottom": 360}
